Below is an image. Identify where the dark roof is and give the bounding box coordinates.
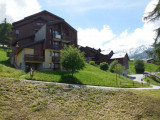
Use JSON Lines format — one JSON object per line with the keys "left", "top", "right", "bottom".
{"left": 12, "top": 16, "right": 48, "bottom": 29}
{"left": 12, "top": 34, "right": 35, "bottom": 46}
{"left": 13, "top": 10, "right": 63, "bottom": 25}
{"left": 47, "top": 19, "right": 77, "bottom": 32}
{"left": 21, "top": 39, "right": 45, "bottom": 49}
{"left": 17, "top": 39, "right": 45, "bottom": 53}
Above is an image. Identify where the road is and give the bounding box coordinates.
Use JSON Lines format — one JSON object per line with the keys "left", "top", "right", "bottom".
{"left": 128, "top": 74, "right": 160, "bottom": 89}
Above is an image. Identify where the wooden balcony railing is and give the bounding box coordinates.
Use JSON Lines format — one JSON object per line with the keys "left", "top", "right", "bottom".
{"left": 52, "top": 34, "right": 70, "bottom": 42}
{"left": 24, "top": 54, "right": 44, "bottom": 62}
{"left": 52, "top": 56, "right": 60, "bottom": 63}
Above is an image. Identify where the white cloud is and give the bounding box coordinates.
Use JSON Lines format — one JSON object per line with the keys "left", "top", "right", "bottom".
{"left": 78, "top": 25, "right": 116, "bottom": 49}
{"left": 0, "top": 0, "right": 41, "bottom": 23}
{"left": 78, "top": 0, "right": 159, "bottom": 52}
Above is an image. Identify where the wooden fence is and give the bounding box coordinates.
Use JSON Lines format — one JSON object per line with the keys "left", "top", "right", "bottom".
{"left": 120, "top": 81, "right": 149, "bottom": 87}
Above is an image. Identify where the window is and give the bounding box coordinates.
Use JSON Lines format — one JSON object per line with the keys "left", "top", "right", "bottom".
{"left": 50, "top": 28, "right": 52, "bottom": 33}
{"left": 62, "top": 43, "right": 67, "bottom": 47}
{"left": 55, "top": 52, "right": 59, "bottom": 57}
{"left": 49, "top": 63, "right": 51, "bottom": 69}
{"left": 49, "top": 51, "right": 52, "bottom": 56}
{"left": 36, "top": 22, "right": 43, "bottom": 26}
{"left": 53, "top": 52, "right": 59, "bottom": 57}
{"left": 15, "top": 30, "right": 19, "bottom": 34}
{"left": 53, "top": 41, "right": 58, "bottom": 47}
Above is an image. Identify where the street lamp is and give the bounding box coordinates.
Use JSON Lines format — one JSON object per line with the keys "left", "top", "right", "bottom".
{"left": 116, "top": 60, "right": 118, "bottom": 86}
{"left": 15, "top": 42, "right": 19, "bottom": 66}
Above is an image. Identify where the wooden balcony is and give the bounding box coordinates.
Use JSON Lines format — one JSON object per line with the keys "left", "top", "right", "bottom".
{"left": 53, "top": 45, "right": 63, "bottom": 50}
{"left": 52, "top": 34, "right": 70, "bottom": 42}
{"left": 24, "top": 54, "right": 44, "bottom": 62}
{"left": 52, "top": 56, "right": 60, "bottom": 63}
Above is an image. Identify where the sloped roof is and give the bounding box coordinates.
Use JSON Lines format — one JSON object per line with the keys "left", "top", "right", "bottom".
{"left": 110, "top": 53, "right": 127, "bottom": 59}
{"left": 101, "top": 50, "right": 113, "bottom": 55}
{"left": 13, "top": 10, "right": 63, "bottom": 25}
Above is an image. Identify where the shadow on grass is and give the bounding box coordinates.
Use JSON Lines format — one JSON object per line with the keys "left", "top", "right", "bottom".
{"left": 59, "top": 75, "right": 83, "bottom": 85}
{"left": 0, "top": 59, "right": 14, "bottom": 68}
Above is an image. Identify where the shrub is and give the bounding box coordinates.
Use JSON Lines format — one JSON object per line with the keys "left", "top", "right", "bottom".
{"left": 89, "top": 61, "right": 96, "bottom": 65}
{"left": 134, "top": 59, "right": 145, "bottom": 73}
{"left": 117, "top": 64, "right": 125, "bottom": 76}
{"left": 109, "top": 60, "right": 118, "bottom": 72}
{"left": 60, "top": 45, "right": 85, "bottom": 78}
{"left": 100, "top": 62, "right": 108, "bottom": 71}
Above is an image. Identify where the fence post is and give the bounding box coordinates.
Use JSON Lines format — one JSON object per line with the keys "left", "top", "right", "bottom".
{"left": 133, "top": 81, "right": 134, "bottom": 87}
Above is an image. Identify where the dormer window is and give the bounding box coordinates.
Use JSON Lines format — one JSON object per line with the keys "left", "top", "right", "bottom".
{"left": 15, "top": 30, "right": 19, "bottom": 34}
{"left": 36, "top": 22, "right": 43, "bottom": 26}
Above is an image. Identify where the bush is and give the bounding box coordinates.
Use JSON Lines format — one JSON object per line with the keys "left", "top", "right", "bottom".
{"left": 134, "top": 59, "right": 145, "bottom": 73}
{"left": 89, "top": 61, "right": 96, "bottom": 65}
{"left": 100, "top": 62, "right": 108, "bottom": 71}
{"left": 109, "top": 60, "right": 118, "bottom": 72}
{"left": 60, "top": 45, "right": 85, "bottom": 77}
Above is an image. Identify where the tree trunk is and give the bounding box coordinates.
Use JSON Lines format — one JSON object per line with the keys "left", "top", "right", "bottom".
{"left": 72, "top": 70, "right": 74, "bottom": 79}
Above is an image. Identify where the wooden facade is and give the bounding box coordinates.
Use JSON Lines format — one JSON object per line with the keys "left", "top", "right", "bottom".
{"left": 8, "top": 10, "right": 77, "bottom": 71}
{"left": 79, "top": 46, "right": 129, "bottom": 69}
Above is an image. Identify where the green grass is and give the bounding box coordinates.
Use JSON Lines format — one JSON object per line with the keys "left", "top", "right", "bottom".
{"left": 24, "top": 64, "right": 147, "bottom": 88}
{"left": 0, "top": 48, "right": 149, "bottom": 88}
{"left": 0, "top": 77, "right": 160, "bottom": 120}
{"left": 143, "top": 76, "right": 160, "bottom": 86}
{"left": 129, "top": 61, "right": 160, "bottom": 74}
{"left": 0, "top": 48, "right": 25, "bottom": 78}
{"left": 157, "top": 73, "right": 160, "bottom": 76}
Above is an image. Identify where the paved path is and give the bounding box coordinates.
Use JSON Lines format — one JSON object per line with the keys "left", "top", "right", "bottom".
{"left": 17, "top": 77, "right": 160, "bottom": 90}
{"left": 128, "top": 74, "right": 160, "bottom": 89}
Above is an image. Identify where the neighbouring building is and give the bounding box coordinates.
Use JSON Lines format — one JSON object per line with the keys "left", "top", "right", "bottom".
{"left": 79, "top": 46, "right": 129, "bottom": 70}
{"left": 7, "top": 10, "right": 77, "bottom": 71}
{"left": 146, "top": 58, "right": 157, "bottom": 63}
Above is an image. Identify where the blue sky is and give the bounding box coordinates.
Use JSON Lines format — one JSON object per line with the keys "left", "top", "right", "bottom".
{"left": 0, "top": 0, "right": 158, "bottom": 51}
{"left": 38, "top": 0, "right": 151, "bottom": 34}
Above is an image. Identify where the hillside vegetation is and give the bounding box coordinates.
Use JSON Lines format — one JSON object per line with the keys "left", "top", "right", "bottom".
{"left": 129, "top": 61, "right": 160, "bottom": 74}
{"left": 0, "top": 48, "right": 147, "bottom": 88}
{"left": 0, "top": 77, "right": 160, "bottom": 120}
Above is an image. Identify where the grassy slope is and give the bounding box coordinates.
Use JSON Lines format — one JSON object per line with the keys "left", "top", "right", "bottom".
{"left": 0, "top": 49, "right": 25, "bottom": 78}
{"left": 25, "top": 64, "right": 146, "bottom": 88}
{"left": 0, "top": 77, "right": 160, "bottom": 120}
{"left": 143, "top": 76, "right": 160, "bottom": 86}
{"left": 129, "top": 61, "right": 160, "bottom": 74}
{"left": 0, "top": 48, "right": 146, "bottom": 88}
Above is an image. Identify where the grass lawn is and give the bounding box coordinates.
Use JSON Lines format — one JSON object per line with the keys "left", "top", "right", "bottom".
{"left": 129, "top": 61, "right": 160, "bottom": 74}
{"left": 0, "top": 77, "right": 160, "bottom": 120}
{"left": 143, "top": 76, "right": 160, "bottom": 86}
{"left": 0, "top": 48, "right": 149, "bottom": 88}
{"left": 24, "top": 64, "right": 148, "bottom": 88}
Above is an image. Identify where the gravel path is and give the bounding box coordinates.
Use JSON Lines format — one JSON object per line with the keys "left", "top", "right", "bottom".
{"left": 128, "top": 74, "right": 160, "bottom": 89}
{"left": 17, "top": 76, "right": 160, "bottom": 90}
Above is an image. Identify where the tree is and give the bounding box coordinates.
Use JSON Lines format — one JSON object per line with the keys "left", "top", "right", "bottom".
{"left": 144, "top": 1, "right": 160, "bottom": 63}
{"left": 109, "top": 60, "right": 118, "bottom": 72}
{"left": 60, "top": 45, "right": 85, "bottom": 78}
{"left": 0, "top": 18, "right": 12, "bottom": 47}
{"left": 100, "top": 62, "right": 108, "bottom": 71}
{"left": 134, "top": 59, "right": 145, "bottom": 73}
{"left": 116, "top": 64, "right": 125, "bottom": 77}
